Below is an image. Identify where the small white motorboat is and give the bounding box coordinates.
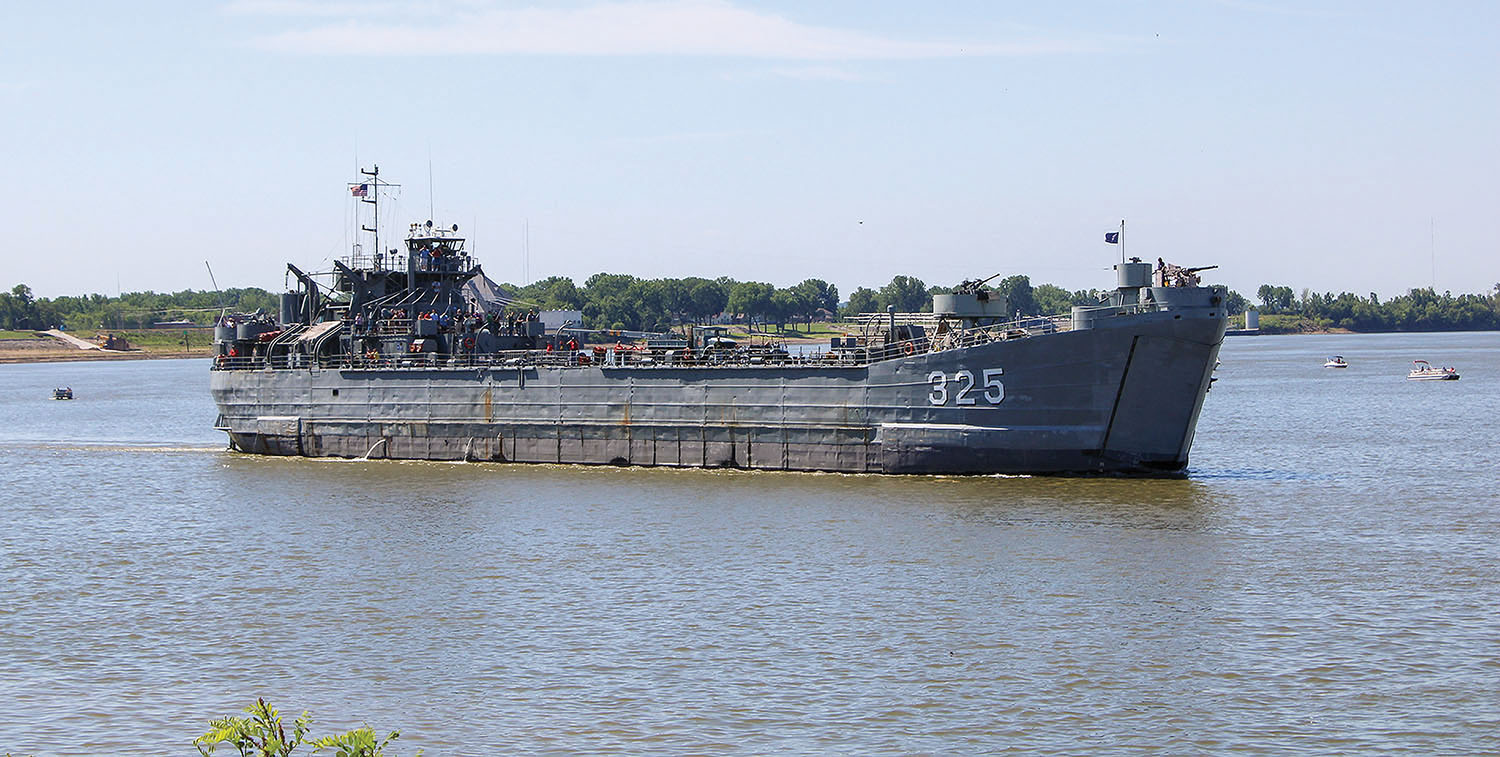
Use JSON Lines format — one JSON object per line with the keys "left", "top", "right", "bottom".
{"left": 1324, "top": 355, "right": 1348, "bottom": 368}
{"left": 1407, "top": 360, "right": 1459, "bottom": 381}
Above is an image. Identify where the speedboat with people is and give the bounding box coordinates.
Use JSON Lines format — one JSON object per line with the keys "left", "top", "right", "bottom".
{"left": 1323, "top": 355, "right": 1348, "bottom": 368}
{"left": 52, "top": 387, "right": 73, "bottom": 400}
{"left": 1407, "top": 360, "right": 1459, "bottom": 381}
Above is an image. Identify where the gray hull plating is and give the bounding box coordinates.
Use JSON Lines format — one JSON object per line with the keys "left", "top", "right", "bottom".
{"left": 212, "top": 313, "right": 1224, "bottom": 476}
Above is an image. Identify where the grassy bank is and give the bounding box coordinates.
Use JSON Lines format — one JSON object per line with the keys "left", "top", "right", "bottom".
{"left": 0, "top": 329, "right": 213, "bottom": 364}
{"left": 1253, "top": 314, "right": 1352, "bottom": 335}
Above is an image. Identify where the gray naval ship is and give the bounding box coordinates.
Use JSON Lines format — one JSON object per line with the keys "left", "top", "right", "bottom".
{"left": 211, "top": 178, "right": 1227, "bottom": 476}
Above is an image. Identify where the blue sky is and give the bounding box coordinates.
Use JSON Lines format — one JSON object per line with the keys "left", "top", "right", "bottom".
{"left": 2, "top": 1, "right": 1496, "bottom": 302}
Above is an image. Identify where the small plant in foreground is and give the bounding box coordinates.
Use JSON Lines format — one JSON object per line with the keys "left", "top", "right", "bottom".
{"left": 309, "top": 727, "right": 406, "bottom": 757}
{"left": 195, "top": 699, "right": 417, "bottom": 757}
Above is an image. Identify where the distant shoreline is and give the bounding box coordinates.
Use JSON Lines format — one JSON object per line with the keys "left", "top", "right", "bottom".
{"left": 0, "top": 348, "right": 207, "bottom": 365}
{"left": 0, "top": 336, "right": 209, "bottom": 365}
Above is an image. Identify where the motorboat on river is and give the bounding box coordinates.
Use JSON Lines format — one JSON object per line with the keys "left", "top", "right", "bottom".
{"left": 52, "top": 387, "right": 73, "bottom": 400}
{"left": 1323, "top": 355, "right": 1348, "bottom": 368}
{"left": 1407, "top": 360, "right": 1459, "bottom": 381}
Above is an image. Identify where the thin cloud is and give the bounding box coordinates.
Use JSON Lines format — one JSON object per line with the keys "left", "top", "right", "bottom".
{"left": 606, "top": 128, "right": 776, "bottom": 145}
{"left": 719, "top": 65, "right": 870, "bottom": 82}
{"left": 225, "top": 0, "right": 412, "bottom": 17}
{"left": 238, "top": 0, "right": 1105, "bottom": 59}
{"left": 1208, "top": 0, "right": 1350, "bottom": 19}
{"left": 766, "top": 65, "right": 867, "bottom": 82}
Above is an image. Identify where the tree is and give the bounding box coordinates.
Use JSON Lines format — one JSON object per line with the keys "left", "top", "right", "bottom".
{"left": 844, "top": 287, "right": 878, "bottom": 316}
{"left": 514, "top": 276, "right": 583, "bottom": 310}
{"left": 878, "top": 275, "right": 929, "bottom": 313}
{"left": 727, "top": 281, "right": 774, "bottom": 326}
{"left": 1032, "top": 284, "right": 1077, "bottom": 316}
{"left": 768, "top": 288, "right": 800, "bottom": 332}
{"left": 790, "top": 278, "right": 838, "bottom": 325}
{"left": 994, "top": 275, "right": 1036, "bottom": 317}
{"left": 1256, "top": 284, "right": 1294, "bottom": 313}
{"left": 1220, "top": 289, "right": 1249, "bottom": 316}
{"left": 0, "top": 290, "right": 17, "bottom": 329}
{"left": 8, "top": 284, "right": 38, "bottom": 329}
{"left": 625, "top": 278, "right": 672, "bottom": 331}
{"left": 687, "top": 278, "right": 727, "bottom": 323}
{"left": 582, "top": 273, "right": 642, "bottom": 329}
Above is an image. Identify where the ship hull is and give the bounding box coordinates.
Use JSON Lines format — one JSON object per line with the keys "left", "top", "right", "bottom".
{"left": 211, "top": 312, "right": 1224, "bottom": 476}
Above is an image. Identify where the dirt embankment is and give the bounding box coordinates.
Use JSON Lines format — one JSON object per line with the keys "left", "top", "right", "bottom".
{"left": 0, "top": 336, "right": 208, "bottom": 364}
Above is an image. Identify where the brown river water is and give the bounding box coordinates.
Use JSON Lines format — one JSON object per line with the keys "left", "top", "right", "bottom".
{"left": 1, "top": 331, "right": 1497, "bottom": 755}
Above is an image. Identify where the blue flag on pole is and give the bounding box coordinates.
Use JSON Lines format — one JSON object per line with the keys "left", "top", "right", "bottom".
{"left": 1104, "top": 231, "right": 1119, "bottom": 244}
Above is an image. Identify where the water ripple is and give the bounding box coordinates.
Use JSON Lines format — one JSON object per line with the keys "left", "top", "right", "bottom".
{"left": 2, "top": 338, "right": 1500, "bottom": 754}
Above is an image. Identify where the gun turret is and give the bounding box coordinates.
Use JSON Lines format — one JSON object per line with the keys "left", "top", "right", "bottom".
{"left": 1158, "top": 262, "right": 1217, "bottom": 288}
{"left": 955, "top": 272, "right": 1003, "bottom": 296}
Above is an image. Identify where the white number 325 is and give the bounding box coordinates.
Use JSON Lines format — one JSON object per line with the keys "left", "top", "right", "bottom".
{"left": 928, "top": 368, "right": 1004, "bottom": 406}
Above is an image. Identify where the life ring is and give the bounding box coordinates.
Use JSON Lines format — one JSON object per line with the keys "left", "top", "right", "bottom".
{"left": 903, "top": 342, "right": 915, "bottom": 355}
{"left": 464, "top": 337, "right": 475, "bottom": 350}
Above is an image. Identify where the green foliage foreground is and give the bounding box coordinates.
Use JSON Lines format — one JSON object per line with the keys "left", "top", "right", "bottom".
{"left": 195, "top": 699, "right": 417, "bottom": 757}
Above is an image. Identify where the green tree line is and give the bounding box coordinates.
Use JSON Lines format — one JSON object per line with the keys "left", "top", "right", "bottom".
{"left": 503, "top": 274, "right": 843, "bottom": 332}
{"left": 0, "top": 284, "right": 278, "bottom": 332}
{"left": 1254, "top": 283, "right": 1500, "bottom": 331}
{"left": 502, "top": 272, "right": 1115, "bottom": 332}
{"left": 8, "top": 274, "right": 1496, "bottom": 335}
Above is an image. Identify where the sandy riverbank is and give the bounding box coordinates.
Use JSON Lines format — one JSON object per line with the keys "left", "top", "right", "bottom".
{"left": 0, "top": 338, "right": 208, "bottom": 364}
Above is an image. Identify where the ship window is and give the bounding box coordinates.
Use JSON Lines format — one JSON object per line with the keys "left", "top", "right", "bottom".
{"left": 332, "top": 389, "right": 340, "bottom": 397}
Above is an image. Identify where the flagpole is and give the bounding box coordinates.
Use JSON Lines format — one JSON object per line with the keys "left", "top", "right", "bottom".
{"left": 1119, "top": 219, "right": 1126, "bottom": 264}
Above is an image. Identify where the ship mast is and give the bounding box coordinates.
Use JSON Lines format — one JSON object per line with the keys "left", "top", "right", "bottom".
{"left": 360, "top": 165, "right": 379, "bottom": 267}
{"left": 351, "top": 166, "right": 400, "bottom": 270}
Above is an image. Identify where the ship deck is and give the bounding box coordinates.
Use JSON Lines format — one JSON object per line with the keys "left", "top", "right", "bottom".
{"left": 211, "top": 312, "right": 1083, "bottom": 372}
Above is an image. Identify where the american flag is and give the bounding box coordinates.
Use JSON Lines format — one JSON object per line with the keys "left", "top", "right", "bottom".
{"left": 351, "top": 184, "right": 368, "bottom": 197}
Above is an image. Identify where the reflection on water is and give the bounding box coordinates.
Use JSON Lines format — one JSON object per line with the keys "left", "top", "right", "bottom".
{"left": 2, "top": 335, "right": 1499, "bottom": 755}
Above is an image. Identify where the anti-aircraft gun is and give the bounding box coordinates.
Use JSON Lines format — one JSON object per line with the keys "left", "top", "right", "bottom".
{"left": 1159, "top": 262, "right": 1218, "bottom": 288}
{"left": 954, "top": 272, "right": 1004, "bottom": 297}
{"left": 933, "top": 272, "right": 1010, "bottom": 326}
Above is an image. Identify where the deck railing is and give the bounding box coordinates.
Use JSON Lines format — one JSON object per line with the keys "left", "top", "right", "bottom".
{"left": 211, "top": 311, "right": 1090, "bottom": 372}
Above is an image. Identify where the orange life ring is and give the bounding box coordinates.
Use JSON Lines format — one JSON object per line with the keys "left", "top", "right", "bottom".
{"left": 903, "top": 343, "right": 915, "bottom": 355}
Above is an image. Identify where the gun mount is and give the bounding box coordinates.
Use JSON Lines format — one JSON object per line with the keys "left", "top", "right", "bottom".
{"left": 954, "top": 272, "right": 1004, "bottom": 296}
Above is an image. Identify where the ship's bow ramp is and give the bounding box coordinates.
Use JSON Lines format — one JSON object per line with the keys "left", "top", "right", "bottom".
{"left": 1099, "top": 332, "right": 1220, "bottom": 472}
